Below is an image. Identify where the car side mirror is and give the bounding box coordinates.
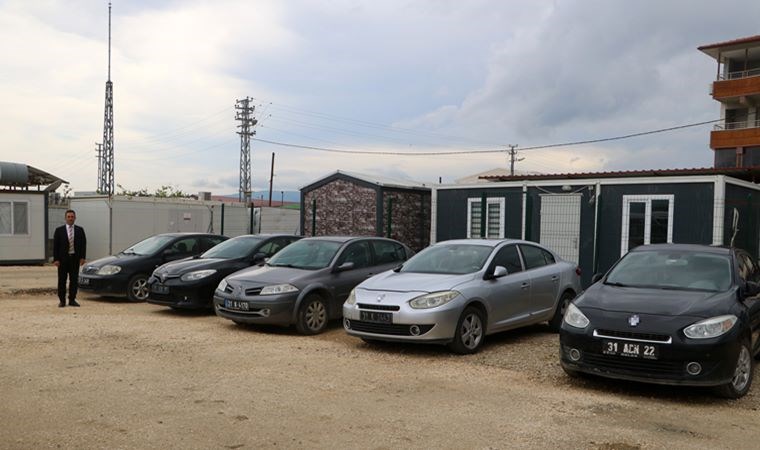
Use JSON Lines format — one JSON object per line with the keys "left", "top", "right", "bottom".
{"left": 591, "top": 273, "right": 603, "bottom": 284}
{"left": 335, "top": 262, "right": 355, "bottom": 272}
{"left": 251, "top": 252, "right": 266, "bottom": 265}
{"left": 484, "top": 266, "right": 508, "bottom": 280}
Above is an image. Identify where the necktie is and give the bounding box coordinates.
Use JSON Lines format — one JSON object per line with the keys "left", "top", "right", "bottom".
{"left": 68, "top": 226, "right": 75, "bottom": 255}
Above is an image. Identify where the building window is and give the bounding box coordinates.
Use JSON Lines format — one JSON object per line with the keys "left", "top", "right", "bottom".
{"left": 0, "top": 201, "right": 29, "bottom": 235}
{"left": 467, "top": 197, "right": 505, "bottom": 239}
{"left": 620, "top": 195, "right": 674, "bottom": 255}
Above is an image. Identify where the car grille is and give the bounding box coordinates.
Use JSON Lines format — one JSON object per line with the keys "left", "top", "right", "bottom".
{"left": 357, "top": 303, "right": 400, "bottom": 311}
{"left": 83, "top": 266, "right": 99, "bottom": 275}
{"left": 595, "top": 329, "right": 672, "bottom": 343}
{"left": 347, "top": 321, "right": 433, "bottom": 336}
{"left": 245, "top": 288, "right": 263, "bottom": 296}
{"left": 582, "top": 353, "right": 684, "bottom": 376}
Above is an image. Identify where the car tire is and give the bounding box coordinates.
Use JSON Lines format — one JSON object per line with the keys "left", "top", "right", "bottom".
{"left": 295, "top": 294, "right": 328, "bottom": 335}
{"left": 548, "top": 291, "right": 575, "bottom": 332}
{"left": 448, "top": 306, "right": 485, "bottom": 355}
{"left": 716, "top": 340, "right": 754, "bottom": 399}
{"left": 127, "top": 274, "right": 149, "bottom": 302}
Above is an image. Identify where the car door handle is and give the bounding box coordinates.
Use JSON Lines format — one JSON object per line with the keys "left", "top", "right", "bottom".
{"left": 520, "top": 282, "right": 529, "bottom": 290}
{"left": 551, "top": 276, "right": 559, "bottom": 282}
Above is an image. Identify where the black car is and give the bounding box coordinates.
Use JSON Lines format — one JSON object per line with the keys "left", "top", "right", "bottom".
{"left": 560, "top": 244, "right": 760, "bottom": 398}
{"left": 147, "top": 234, "right": 301, "bottom": 310}
{"left": 79, "top": 233, "right": 228, "bottom": 301}
{"left": 213, "top": 236, "right": 413, "bottom": 334}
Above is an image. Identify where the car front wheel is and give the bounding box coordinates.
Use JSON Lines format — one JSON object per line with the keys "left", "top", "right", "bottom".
{"left": 549, "top": 291, "right": 575, "bottom": 331}
{"left": 127, "top": 274, "right": 149, "bottom": 302}
{"left": 296, "top": 294, "right": 328, "bottom": 335}
{"left": 716, "top": 341, "right": 754, "bottom": 399}
{"left": 448, "top": 307, "right": 485, "bottom": 354}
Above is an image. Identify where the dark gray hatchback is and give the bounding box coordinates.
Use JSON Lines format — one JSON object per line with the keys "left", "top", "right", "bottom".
{"left": 213, "top": 236, "right": 413, "bottom": 334}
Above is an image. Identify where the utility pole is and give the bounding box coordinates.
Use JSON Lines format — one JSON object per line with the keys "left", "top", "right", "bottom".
{"left": 99, "top": 2, "right": 115, "bottom": 196}
{"left": 268, "top": 152, "right": 275, "bottom": 207}
{"left": 95, "top": 143, "right": 103, "bottom": 192}
{"left": 508, "top": 144, "right": 523, "bottom": 176}
{"left": 235, "top": 97, "right": 257, "bottom": 204}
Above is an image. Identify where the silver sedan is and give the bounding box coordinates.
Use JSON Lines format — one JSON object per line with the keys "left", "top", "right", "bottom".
{"left": 343, "top": 239, "right": 582, "bottom": 354}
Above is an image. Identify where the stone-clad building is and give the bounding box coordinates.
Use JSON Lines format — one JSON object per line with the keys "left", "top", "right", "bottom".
{"left": 300, "top": 170, "right": 431, "bottom": 251}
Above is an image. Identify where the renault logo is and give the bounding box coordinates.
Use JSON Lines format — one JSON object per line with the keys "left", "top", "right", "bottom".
{"left": 376, "top": 294, "right": 385, "bottom": 303}
{"left": 628, "top": 315, "right": 640, "bottom": 327}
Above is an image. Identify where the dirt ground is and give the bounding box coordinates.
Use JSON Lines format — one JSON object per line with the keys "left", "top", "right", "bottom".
{"left": 1, "top": 266, "right": 759, "bottom": 449}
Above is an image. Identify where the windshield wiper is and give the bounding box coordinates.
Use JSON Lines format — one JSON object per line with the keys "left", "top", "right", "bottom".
{"left": 604, "top": 281, "right": 629, "bottom": 287}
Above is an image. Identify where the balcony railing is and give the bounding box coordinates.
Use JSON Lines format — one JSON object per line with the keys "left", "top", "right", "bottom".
{"left": 713, "top": 119, "right": 760, "bottom": 131}
{"left": 719, "top": 68, "right": 760, "bottom": 80}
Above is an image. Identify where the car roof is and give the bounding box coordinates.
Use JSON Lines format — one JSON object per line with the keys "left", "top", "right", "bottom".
{"left": 630, "top": 243, "right": 732, "bottom": 255}
{"left": 155, "top": 232, "right": 225, "bottom": 238}
{"left": 435, "top": 238, "right": 536, "bottom": 248}
{"left": 300, "top": 236, "right": 400, "bottom": 244}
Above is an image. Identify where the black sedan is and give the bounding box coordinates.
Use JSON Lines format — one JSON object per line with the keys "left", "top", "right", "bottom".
{"left": 213, "top": 236, "right": 413, "bottom": 334}
{"left": 147, "top": 234, "right": 301, "bottom": 310}
{"left": 79, "top": 233, "right": 228, "bottom": 301}
{"left": 560, "top": 244, "right": 760, "bottom": 398}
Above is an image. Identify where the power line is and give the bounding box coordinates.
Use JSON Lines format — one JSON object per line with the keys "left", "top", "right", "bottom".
{"left": 252, "top": 119, "right": 721, "bottom": 157}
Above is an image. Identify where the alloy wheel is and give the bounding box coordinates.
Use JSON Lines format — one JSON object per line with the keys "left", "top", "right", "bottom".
{"left": 131, "top": 278, "right": 149, "bottom": 301}
{"left": 305, "top": 300, "right": 327, "bottom": 331}
{"left": 460, "top": 313, "right": 483, "bottom": 350}
{"left": 731, "top": 346, "right": 752, "bottom": 392}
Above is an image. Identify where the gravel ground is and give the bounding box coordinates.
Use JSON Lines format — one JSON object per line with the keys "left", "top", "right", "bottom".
{"left": 1, "top": 266, "right": 759, "bottom": 449}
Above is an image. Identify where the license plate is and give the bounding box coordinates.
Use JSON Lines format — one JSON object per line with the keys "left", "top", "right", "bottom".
{"left": 78, "top": 277, "right": 89, "bottom": 286}
{"left": 151, "top": 284, "right": 169, "bottom": 294}
{"left": 360, "top": 310, "right": 392, "bottom": 324}
{"left": 602, "top": 340, "right": 658, "bottom": 360}
{"left": 225, "top": 299, "right": 250, "bottom": 311}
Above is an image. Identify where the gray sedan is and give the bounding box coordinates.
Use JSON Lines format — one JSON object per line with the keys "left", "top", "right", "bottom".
{"left": 343, "top": 239, "right": 582, "bottom": 354}
{"left": 213, "top": 236, "right": 413, "bottom": 334}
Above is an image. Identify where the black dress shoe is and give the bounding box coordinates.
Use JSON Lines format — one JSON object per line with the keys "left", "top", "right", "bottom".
{"left": 69, "top": 300, "right": 80, "bottom": 307}
{"left": 58, "top": 302, "right": 66, "bottom": 307}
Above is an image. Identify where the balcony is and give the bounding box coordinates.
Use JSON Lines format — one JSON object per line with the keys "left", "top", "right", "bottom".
{"left": 711, "top": 70, "right": 760, "bottom": 103}
{"left": 710, "top": 120, "right": 760, "bottom": 149}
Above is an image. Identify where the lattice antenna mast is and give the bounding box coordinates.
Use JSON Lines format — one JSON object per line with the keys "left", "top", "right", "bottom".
{"left": 235, "top": 97, "right": 257, "bottom": 203}
{"left": 99, "top": 2, "right": 115, "bottom": 195}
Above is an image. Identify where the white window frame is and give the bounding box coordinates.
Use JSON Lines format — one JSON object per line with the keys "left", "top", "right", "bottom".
{"left": 466, "top": 197, "right": 505, "bottom": 239}
{"left": 620, "top": 195, "right": 674, "bottom": 256}
{"left": 0, "top": 200, "right": 30, "bottom": 236}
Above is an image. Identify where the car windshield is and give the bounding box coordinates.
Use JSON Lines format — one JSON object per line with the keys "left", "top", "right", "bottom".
{"left": 201, "top": 236, "right": 263, "bottom": 259}
{"left": 121, "top": 235, "right": 175, "bottom": 256}
{"left": 605, "top": 249, "right": 732, "bottom": 292}
{"left": 400, "top": 244, "right": 493, "bottom": 274}
{"left": 266, "top": 240, "right": 342, "bottom": 270}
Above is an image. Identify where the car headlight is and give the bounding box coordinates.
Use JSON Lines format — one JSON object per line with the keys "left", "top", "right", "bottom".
{"left": 97, "top": 265, "right": 122, "bottom": 276}
{"left": 409, "top": 291, "right": 459, "bottom": 309}
{"left": 180, "top": 269, "right": 217, "bottom": 282}
{"left": 345, "top": 289, "right": 357, "bottom": 305}
{"left": 563, "top": 303, "right": 590, "bottom": 328}
{"left": 683, "top": 315, "right": 737, "bottom": 339}
{"left": 260, "top": 284, "right": 299, "bottom": 296}
{"left": 216, "top": 279, "right": 228, "bottom": 292}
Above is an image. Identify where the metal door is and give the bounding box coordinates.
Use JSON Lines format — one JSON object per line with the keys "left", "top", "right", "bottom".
{"left": 539, "top": 194, "right": 581, "bottom": 264}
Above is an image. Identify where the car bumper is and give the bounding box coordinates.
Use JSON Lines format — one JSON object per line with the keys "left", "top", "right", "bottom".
{"left": 213, "top": 291, "right": 298, "bottom": 326}
{"left": 342, "top": 302, "right": 462, "bottom": 344}
{"left": 146, "top": 276, "right": 218, "bottom": 309}
{"left": 77, "top": 274, "right": 129, "bottom": 296}
{"left": 559, "top": 325, "right": 742, "bottom": 387}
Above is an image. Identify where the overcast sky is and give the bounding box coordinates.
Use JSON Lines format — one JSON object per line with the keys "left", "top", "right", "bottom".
{"left": 2, "top": 0, "right": 759, "bottom": 195}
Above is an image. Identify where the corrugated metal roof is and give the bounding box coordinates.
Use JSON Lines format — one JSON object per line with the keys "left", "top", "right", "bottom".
{"left": 0, "top": 161, "right": 66, "bottom": 188}
{"left": 698, "top": 34, "right": 760, "bottom": 51}
{"left": 479, "top": 166, "right": 760, "bottom": 182}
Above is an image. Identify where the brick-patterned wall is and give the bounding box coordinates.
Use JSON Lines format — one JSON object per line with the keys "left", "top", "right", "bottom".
{"left": 303, "top": 179, "right": 377, "bottom": 237}
{"left": 382, "top": 190, "right": 431, "bottom": 252}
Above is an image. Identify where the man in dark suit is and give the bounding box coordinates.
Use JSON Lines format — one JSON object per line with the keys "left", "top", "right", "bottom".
{"left": 53, "top": 209, "right": 87, "bottom": 307}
